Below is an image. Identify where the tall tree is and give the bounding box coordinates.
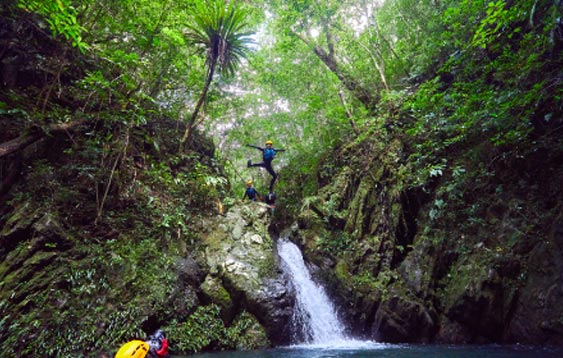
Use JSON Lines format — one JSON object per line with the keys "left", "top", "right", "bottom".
{"left": 179, "top": 0, "right": 254, "bottom": 149}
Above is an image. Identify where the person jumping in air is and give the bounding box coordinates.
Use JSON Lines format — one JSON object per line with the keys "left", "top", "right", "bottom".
{"left": 247, "top": 140, "right": 285, "bottom": 192}
{"left": 242, "top": 180, "right": 261, "bottom": 202}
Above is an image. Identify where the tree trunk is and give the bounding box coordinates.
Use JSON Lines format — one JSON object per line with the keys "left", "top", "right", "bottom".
{"left": 293, "top": 30, "right": 377, "bottom": 110}
{"left": 0, "top": 120, "right": 83, "bottom": 159}
{"left": 179, "top": 58, "right": 217, "bottom": 151}
{"left": 311, "top": 44, "right": 376, "bottom": 109}
{"left": 338, "top": 89, "right": 359, "bottom": 135}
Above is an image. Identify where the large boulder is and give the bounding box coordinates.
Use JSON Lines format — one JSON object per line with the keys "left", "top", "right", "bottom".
{"left": 202, "top": 203, "right": 294, "bottom": 345}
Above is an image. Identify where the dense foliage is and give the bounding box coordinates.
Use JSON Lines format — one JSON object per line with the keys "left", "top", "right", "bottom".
{"left": 0, "top": 0, "right": 248, "bottom": 356}
{"left": 263, "top": 0, "right": 562, "bottom": 220}
{"left": 1, "top": 0, "right": 562, "bottom": 355}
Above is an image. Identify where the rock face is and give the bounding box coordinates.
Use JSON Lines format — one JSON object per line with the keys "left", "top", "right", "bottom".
{"left": 0, "top": 6, "right": 296, "bottom": 355}
{"left": 503, "top": 216, "right": 563, "bottom": 344}
{"left": 202, "top": 203, "right": 295, "bottom": 345}
{"left": 283, "top": 132, "right": 563, "bottom": 346}
{"left": 0, "top": 197, "right": 295, "bottom": 355}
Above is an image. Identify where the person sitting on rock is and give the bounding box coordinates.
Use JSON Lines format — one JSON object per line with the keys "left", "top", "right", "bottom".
{"left": 247, "top": 140, "right": 285, "bottom": 192}
{"left": 264, "top": 191, "right": 276, "bottom": 207}
{"left": 264, "top": 191, "right": 277, "bottom": 213}
{"left": 242, "top": 180, "right": 261, "bottom": 202}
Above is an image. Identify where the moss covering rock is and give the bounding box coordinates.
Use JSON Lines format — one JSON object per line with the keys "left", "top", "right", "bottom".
{"left": 202, "top": 203, "right": 294, "bottom": 345}
{"left": 281, "top": 117, "right": 563, "bottom": 345}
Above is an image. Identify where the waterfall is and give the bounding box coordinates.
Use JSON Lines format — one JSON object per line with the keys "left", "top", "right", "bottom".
{"left": 277, "top": 237, "right": 348, "bottom": 345}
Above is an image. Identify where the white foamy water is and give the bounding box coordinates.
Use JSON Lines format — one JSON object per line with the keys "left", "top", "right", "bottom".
{"left": 278, "top": 237, "right": 364, "bottom": 346}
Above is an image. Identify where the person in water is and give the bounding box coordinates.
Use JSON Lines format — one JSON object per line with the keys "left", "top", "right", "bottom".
{"left": 115, "top": 329, "right": 169, "bottom": 358}
{"left": 242, "top": 179, "right": 261, "bottom": 202}
{"left": 247, "top": 140, "right": 285, "bottom": 192}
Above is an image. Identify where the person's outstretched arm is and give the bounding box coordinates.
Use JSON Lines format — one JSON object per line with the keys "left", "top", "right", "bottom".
{"left": 247, "top": 144, "right": 264, "bottom": 151}
{"left": 275, "top": 148, "right": 285, "bottom": 152}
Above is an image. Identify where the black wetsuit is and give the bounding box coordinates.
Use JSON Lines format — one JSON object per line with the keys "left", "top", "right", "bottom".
{"left": 247, "top": 144, "right": 285, "bottom": 192}
{"left": 264, "top": 192, "right": 276, "bottom": 206}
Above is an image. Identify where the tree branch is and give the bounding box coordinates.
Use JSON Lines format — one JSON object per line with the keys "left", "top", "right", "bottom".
{"left": 338, "top": 89, "right": 359, "bottom": 135}
{"left": 291, "top": 29, "right": 378, "bottom": 110}
{"left": 0, "top": 120, "right": 84, "bottom": 159}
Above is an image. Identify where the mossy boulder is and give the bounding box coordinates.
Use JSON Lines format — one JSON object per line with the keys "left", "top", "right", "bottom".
{"left": 201, "top": 274, "right": 235, "bottom": 322}
{"left": 202, "top": 203, "right": 294, "bottom": 345}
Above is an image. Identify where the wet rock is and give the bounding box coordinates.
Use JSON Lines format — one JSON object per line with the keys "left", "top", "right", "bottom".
{"left": 371, "top": 287, "right": 437, "bottom": 343}
{"left": 505, "top": 219, "right": 563, "bottom": 345}
{"left": 435, "top": 316, "right": 472, "bottom": 344}
{"left": 397, "top": 240, "right": 435, "bottom": 297}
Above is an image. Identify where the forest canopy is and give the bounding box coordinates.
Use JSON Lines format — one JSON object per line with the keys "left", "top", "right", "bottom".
{"left": 8, "top": 0, "right": 562, "bottom": 176}
{"left": 1, "top": 0, "right": 563, "bottom": 356}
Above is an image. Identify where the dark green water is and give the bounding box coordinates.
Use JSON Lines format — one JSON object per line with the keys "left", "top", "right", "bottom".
{"left": 176, "top": 343, "right": 562, "bottom": 358}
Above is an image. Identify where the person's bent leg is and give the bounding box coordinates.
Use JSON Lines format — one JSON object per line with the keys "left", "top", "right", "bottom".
{"left": 266, "top": 164, "right": 277, "bottom": 191}
{"left": 249, "top": 161, "right": 266, "bottom": 168}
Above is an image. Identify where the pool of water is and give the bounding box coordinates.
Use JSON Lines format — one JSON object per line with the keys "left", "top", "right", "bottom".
{"left": 177, "top": 343, "right": 562, "bottom": 358}
{"left": 174, "top": 240, "right": 562, "bottom": 358}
